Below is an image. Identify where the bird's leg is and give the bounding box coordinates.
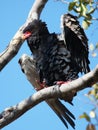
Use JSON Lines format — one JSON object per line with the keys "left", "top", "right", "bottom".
{"left": 35, "top": 79, "right": 47, "bottom": 91}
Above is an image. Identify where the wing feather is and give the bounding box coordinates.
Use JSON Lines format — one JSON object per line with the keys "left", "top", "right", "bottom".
{"left": 61, "top": 13, "right": 90, "bottom": 74}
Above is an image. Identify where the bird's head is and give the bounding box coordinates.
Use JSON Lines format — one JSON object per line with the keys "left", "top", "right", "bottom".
{"left": 22, "top": 20, "right": 48, "bottom": 39}
{"left": 22, "top": 20, "right": 40, "bottom": 39}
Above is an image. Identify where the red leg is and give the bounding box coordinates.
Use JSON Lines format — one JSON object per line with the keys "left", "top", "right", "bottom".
{"left": 56, "top": 81, "right": 71, "bottom": 86}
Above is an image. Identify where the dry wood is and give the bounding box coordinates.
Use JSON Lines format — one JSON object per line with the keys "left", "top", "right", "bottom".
{"left": 0, "top": 54, "right": 97, "bottom": 129}
{"left": 0, "top": 0, "right": 48, "bottom": 71}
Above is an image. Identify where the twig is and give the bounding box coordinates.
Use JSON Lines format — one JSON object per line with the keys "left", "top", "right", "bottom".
{"left": 56, "top": 0, "right": 69, "bottom": 4}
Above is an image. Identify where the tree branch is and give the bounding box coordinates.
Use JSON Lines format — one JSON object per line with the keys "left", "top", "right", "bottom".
{"left": 0, "top": 0, "right": 48, "bottom": 71}
{"left": 56, "top": 0, "right": 69, "bottom": 4}
{"left": 0, "top": 0, "right": 98, "bottom": 128}
{"left": 19, "top": 54, "right": 98, "bottom": 93}
{"left": 0, "top": 54, "right": 98, "bottom": 129}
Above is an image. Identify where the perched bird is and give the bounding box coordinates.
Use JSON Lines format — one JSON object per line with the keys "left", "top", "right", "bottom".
{"left": 23, "top": 13, "right": 90, "bottom": 129}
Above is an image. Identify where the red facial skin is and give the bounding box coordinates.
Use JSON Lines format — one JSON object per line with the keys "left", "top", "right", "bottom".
{"left": 22, "top": 31, "right": 71, "bottom": 90}
{"left": 22, "top": 31, "right": 32, "bottom": 39}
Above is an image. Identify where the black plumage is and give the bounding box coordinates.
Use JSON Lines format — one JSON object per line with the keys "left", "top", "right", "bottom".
{"left": 23, "top": 13, "right": 90, "bottom": 129}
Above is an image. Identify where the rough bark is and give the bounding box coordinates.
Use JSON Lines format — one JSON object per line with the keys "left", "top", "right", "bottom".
{"left": 0, "top": 0, "right": 98, "bottom": 129}
{"left": 0, "top": 54, "right": 98, "bottom": 129}
{"left": 0, "top": 0, "right": 48, "bottom": 71}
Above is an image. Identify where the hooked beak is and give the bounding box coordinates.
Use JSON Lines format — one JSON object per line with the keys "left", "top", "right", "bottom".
{"left": 22, "top": 31, "right": 32, "bottom": 40}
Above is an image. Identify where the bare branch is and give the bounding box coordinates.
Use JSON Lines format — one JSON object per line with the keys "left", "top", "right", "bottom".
{"left": 27, "top": 0, "right": 48, "bottom": 21}
{"left": 0, "top": 54, "right": 98, "bottom": 128}
{"left": 0, "top": 0, "right": 48, "bottom": 71}
{"left": 19, "top": 54, "right": 98, "bottom": 93}
{"left": 0, "top": 30, "right": 24, "bottom": 71}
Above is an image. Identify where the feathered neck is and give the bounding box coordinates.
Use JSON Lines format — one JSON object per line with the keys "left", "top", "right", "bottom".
{"left": 36, "top": 20, "right": 49, "bottom": 35}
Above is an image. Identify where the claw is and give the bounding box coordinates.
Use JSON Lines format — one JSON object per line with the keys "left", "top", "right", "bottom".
{"left": 56, "top": 81, "right": 71, "bottom": 86}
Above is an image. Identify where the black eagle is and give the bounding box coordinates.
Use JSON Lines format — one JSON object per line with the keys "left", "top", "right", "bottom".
{"left": 23, "top": 13, "right": 90, "bottom": 129}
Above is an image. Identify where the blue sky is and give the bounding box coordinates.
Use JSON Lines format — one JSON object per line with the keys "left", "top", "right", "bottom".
{"left": 0, "top": 0, "right": 98, "bottom": 130}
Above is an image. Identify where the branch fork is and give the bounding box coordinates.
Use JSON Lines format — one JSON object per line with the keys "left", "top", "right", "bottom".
{"left": 0, "top": 0, "right": 98, "bottom": 129}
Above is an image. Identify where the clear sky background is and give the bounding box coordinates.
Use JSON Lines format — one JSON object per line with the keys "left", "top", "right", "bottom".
{"left": 0, "top": 0, "right": 98, "bottom": 130}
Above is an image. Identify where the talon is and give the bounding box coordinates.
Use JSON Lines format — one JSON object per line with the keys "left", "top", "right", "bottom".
{"left": 56, "top": 81, "right": 71, "bottom": 86}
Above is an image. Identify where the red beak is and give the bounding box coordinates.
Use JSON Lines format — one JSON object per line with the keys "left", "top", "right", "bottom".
{"left": 22, "top": 31, "right": 32, "bottom": 40}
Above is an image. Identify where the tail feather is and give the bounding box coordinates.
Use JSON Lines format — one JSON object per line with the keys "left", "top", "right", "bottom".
{"left": 50, "top": 108, "right": 69, "bottom": 128}
{"left": 55, "top": 99, "right": 75, "bottom": 120}
{"left": 46, "top": 99, "right": 75, "bottom": 129}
